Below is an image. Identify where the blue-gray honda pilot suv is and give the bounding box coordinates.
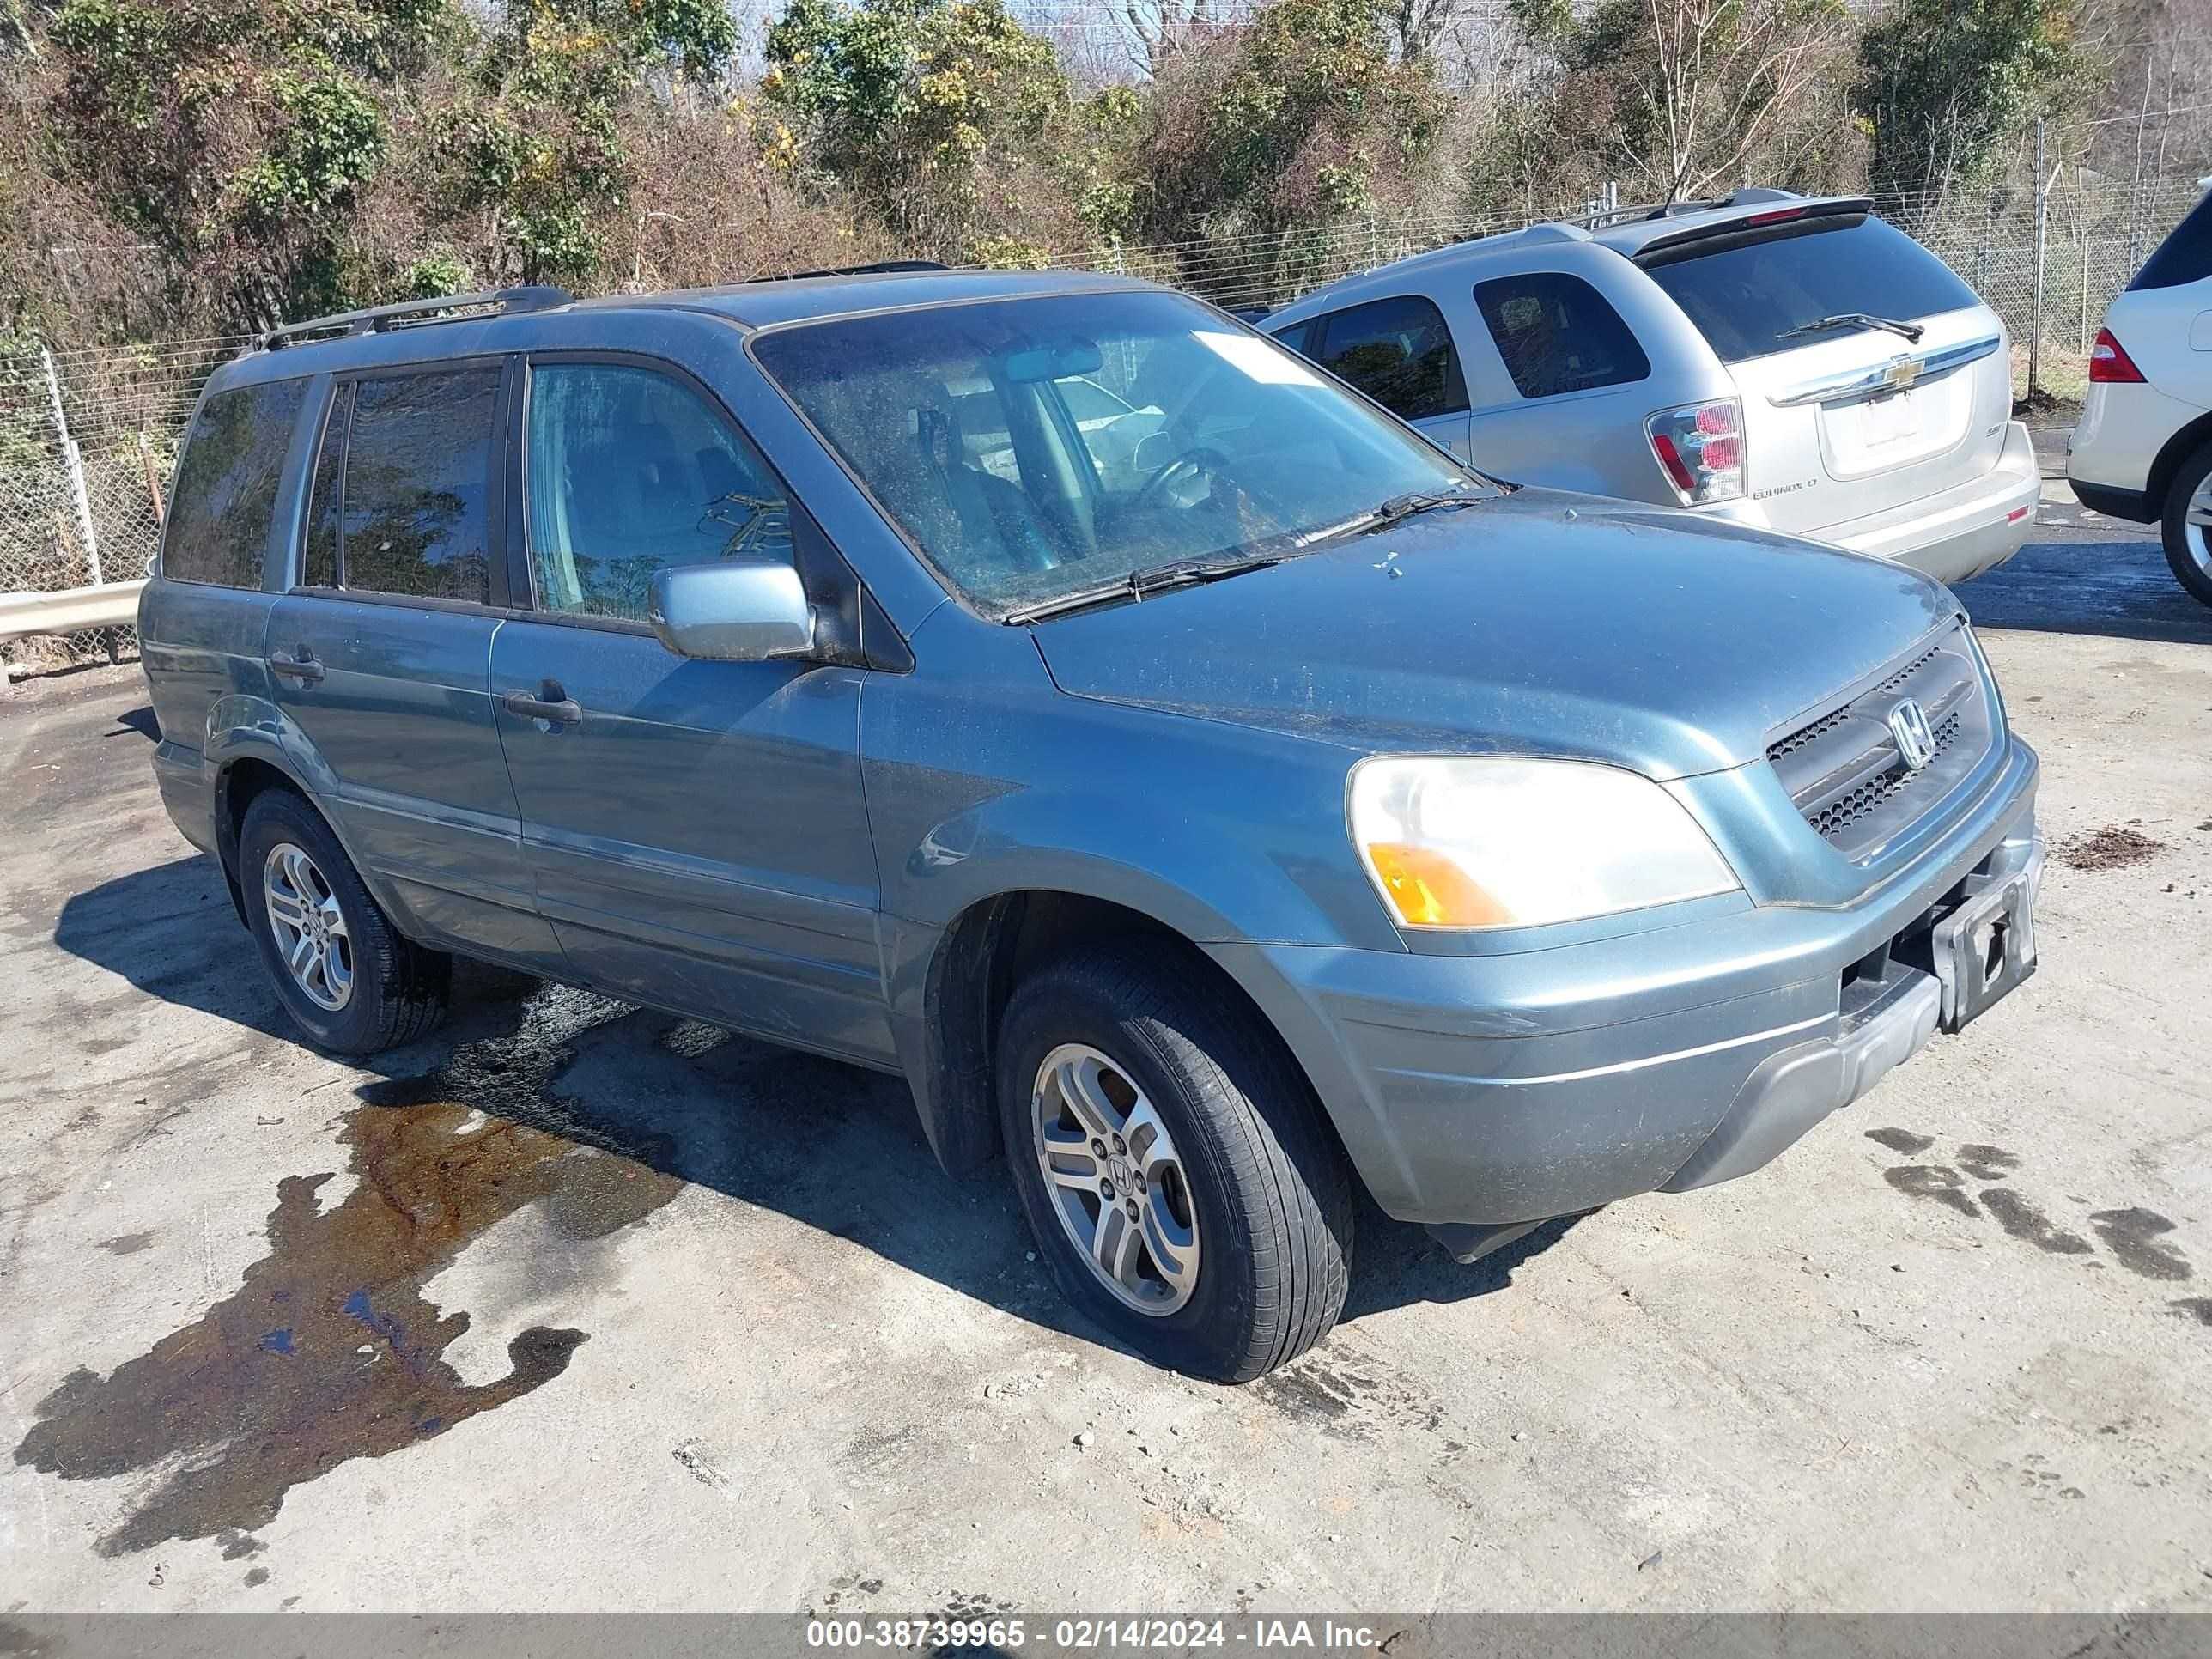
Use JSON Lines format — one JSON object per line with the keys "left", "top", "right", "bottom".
{"left": 139, "top": 268, "right": 2043, "bottom": 1381}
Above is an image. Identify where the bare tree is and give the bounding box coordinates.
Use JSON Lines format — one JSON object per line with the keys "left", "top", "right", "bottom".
{"left": 1117, "top": 0, "right": 1228, "bottom": 73}
{"left": 1635, "top": 0, "right": 1851, "bottom": 201}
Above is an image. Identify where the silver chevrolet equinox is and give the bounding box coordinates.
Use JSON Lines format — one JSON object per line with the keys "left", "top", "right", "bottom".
{"left": 1264, "top": 191, "right": 2040, "bottom": 586}
{"left": 139, "top": 268, "right": 2045, "bottom": 1382}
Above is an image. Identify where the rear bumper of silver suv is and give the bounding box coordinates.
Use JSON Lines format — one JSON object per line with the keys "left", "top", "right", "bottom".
{"left": 1826, "top": 419, "right": 2040, "bottom": 584}
{"left": 1712, "top": 419, "right": 2040, "bottom": 586}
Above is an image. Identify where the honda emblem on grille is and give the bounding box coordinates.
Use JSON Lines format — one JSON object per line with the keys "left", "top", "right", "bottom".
{"left": 1888, "top": 698, "right": 1937, "bottom": 770}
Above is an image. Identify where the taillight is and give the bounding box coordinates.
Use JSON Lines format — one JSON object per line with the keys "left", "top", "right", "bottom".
{"left": 1645, "top": 398, "right": 1746, "bottom": 504}
{"left": 2088, "top": 327, "right": 2146, "bottom": 384}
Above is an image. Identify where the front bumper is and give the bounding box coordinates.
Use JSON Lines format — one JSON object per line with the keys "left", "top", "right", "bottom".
{"left": 1208, "top": 735, "right": 2040, "bottom": 1228}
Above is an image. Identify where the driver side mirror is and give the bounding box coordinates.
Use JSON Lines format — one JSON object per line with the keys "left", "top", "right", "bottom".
{"left": 648, "top": 561, "right": 818, "bottom": 662}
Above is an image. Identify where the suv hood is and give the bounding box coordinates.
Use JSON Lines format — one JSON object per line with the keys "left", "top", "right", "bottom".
{"left": 1030, "top": 490, "right": 1959, "bottom": 781}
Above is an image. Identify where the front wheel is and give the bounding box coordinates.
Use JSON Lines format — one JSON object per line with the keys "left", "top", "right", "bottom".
{"left": 2160, "top": 439, "right": 2212, "bottom": 607}
{"left": 996, "top": 943, "right": 1352, "bottom": 1382}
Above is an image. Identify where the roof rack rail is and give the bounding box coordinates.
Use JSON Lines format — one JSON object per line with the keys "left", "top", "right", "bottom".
{"left": 748, "top": 258, "right": 951, "bottom": 284}
{"left": 258, "top": 285, "right": 573, "bottom": 351}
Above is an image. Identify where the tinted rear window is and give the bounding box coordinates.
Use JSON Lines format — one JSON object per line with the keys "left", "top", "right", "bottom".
{"left": 301, "top": 385, "right": 348, "bottom": 589}
{"left": 1642, "top": 216, "right": 1979, "bottom": 362}
{"left": 337, "top": 368, "right": 499, "bottom": 604}
{"left": 161, "top": 380, "right": 307, "bottom": 587}
{"left": 1473, "top": 272, "right": 1650, "bottom": 398}
{"left": 2130, "top": 191, "right": 2212, "bottom": 292}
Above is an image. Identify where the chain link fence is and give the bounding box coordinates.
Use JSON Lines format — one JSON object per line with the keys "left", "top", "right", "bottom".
{"left": 2, "top": 173, "right": 2197, "bottom": 679}
{"left": 0, "top": 333, "right": 246, "bottom": 675}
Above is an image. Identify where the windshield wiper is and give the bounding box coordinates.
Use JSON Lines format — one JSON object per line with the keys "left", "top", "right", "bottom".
{"left": 1300, "top": 488, "right": 1491, "bottom": 546}
{"left": 1777, "top": 312, "right": 1926, "bottom": 345}
{"left": 1002, "top": 554, "right": 1285, "bottom": 625}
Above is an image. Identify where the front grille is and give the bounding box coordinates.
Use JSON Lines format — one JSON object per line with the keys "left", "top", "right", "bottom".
{"left": 1767, "top": 622, "right": 1996, "bottom": 862}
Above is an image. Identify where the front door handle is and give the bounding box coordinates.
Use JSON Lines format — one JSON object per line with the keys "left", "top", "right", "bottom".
{"left": 269, "top": 650, "right": 325, "bottom": 684}
{"left": 501, "top": 682, "right": 583, "bottom": 726}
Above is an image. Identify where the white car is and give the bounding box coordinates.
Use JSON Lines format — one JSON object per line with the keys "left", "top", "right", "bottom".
{"left": 2067, "top": 179, "right": 2212, "bottom": 605}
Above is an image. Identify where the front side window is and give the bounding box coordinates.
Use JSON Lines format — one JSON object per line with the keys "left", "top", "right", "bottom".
{"left": 331, "top": 368, "right": 498, "bottom": 604}
{"left": 161, "top": 379, "right": 307, "bottom": 587}
{"left": 1314, "top": 295, "right": 1468, "bottom": 421}
{"left": 1474, "top": 273, "right": 1651, "bottom": 400}
{"left": 752, "top": 290, "right": 1474, "bottom": 618}
{"left": 524, "top": 362, "right": 792, "bottom": 622}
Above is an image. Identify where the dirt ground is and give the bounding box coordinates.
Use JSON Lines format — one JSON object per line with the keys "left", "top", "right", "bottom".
{"left": 3, "top": 492, "right": 2209, "bottom": 1614}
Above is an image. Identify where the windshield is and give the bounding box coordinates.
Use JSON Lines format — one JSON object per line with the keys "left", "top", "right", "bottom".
{"left": 1641, "top": 217, "right": 1979, "bottom": 363}
{"left": 750, "top": 290, "right": 1475, "bottom": 617}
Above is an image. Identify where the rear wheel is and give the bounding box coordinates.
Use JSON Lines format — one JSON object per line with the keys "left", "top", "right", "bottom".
{"left": 2160, "top": 439, "right": 2212, "bottom": 607}
{"left": 996, "top": 942, "right": 1352, "bottom": 1382}
{"left": 239, "top": 788, "right": 450, "bottom": 1054}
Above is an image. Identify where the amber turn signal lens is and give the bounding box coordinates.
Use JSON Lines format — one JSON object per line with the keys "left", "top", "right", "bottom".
{"left": 1364, "top": 842, "right": 1515, "bottom": 928}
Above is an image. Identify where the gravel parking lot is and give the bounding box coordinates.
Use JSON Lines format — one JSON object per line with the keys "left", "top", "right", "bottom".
{"left": 3, "top": 489, "right": 2209, "bottom": 1615}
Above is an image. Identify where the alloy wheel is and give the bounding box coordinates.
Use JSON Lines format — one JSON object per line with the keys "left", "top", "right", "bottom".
{"left": 262, "top": 842, "right": 353, "bottom": 1012}
{"left": 2185, "top": 471, "right": 2212, "bottom": 580}
{"left": 1030, "top": 1042, "right": 1201, "bottom": 1315}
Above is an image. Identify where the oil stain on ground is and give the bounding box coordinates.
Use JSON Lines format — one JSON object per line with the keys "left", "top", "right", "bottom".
{"left": 2088, "top": 1207, "right": 2192, "bottom": 1282}
{"left": 1870, "top": 1136, "right": 2195, "bottom": 1281}
{"left": 12, "top": 988, "right": 682, "bottom": 1557}
{"left": 1980, "top": 1189, "right": 2093, "bottom": 1255}
{"left": 1882, "top": 1164, "right": 1980, "bottom": 1219}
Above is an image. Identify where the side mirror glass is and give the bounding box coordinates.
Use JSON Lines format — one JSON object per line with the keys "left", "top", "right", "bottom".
{"left": 648, "top": 561, "right": 817, "bottom": 662}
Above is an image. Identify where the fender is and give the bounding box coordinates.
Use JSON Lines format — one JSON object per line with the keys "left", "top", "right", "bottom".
{"left": 880, "top": 786, "right": 1400, "bottom": 1176}
{"left": 202, "top": 696, "right": 422, "bottom": 939}
{"left": 2148, "top": 408, "right": 2212, "bottom": 517}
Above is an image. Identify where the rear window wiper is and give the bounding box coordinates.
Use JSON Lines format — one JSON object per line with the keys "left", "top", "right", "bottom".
{"left": 1777, "top": 312, "right": 1926, "bottom": 345}
{"left": 1002, "top": 553, "right": 1285, "bottom": 624}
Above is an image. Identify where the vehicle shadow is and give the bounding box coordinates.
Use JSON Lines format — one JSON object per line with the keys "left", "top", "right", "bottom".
{"left": 102, "top": 704, "right": 161, "bottom": 741}
{"left": 51, "top": 856, "right": 1556, "bottom": 1375}
{"left": 1956, "top": 527, "right": 2211, "bottom": 644}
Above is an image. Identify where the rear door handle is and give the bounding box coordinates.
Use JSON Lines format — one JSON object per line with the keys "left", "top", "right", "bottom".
{"left": 268, "top": 650, "right": 325, "bottom": 684}
{"left": 501, "top": 682, "right": 583, "bottom": 726}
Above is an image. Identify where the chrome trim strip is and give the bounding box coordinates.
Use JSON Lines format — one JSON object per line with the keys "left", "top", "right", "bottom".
{"left": 1766, "top": 334, "right": 2002, "bottom": 410}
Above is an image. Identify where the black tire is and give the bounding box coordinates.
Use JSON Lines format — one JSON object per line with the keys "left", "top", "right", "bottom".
{"left": 996, "top": 941, "right": 1353, "bottom": 1382}
{"left": 2160, "top": 439, "right": 2212, "bottom": 608}
{"left": 237, "top": 787, "right": 450, "bottom": 1054}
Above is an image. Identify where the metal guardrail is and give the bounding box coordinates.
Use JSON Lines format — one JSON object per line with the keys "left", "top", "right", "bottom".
{"left": 0, "top": 579, "right": 145, "bottom": 645}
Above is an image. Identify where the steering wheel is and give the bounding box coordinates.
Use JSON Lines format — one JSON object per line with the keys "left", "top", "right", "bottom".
{"left": 1133, "top": 446, "right": 1232, "bottom": 513}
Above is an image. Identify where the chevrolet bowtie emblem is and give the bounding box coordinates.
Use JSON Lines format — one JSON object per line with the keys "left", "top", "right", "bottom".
{"left": 1883, "top": 357, "right": 1922, "bottom": 392}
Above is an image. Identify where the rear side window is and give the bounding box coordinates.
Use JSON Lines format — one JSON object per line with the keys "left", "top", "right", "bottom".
{"left": 331, "top": 368, "right": 500, "bottom": 604}
{"left": 524, "top": 362, "right": 791, "bottom": 622}
{"left": 1641, "top": 216, "right": 1979, "bottom": 362}
{"left": 300, "top": 385, "right": 349, "bottom": 589}
{"left": 1474, "top": 273, "right": 1651, "bottom": 399}
{"left": 161, "top": 380, "right": 307, "bottom": 587}
{"left": 1313, "top": 295, "right": 1468, "bottom": 420}
{"left": 1268, "top": 318, "right": 1314, "bottom": 356}
{"left": 2130, "top": 191, "right": 2212, "bottom": 292}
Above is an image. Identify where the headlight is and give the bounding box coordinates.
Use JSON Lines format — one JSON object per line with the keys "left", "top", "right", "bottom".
{"left": 1348, "top": 756, "right": 1741, "bottom": 931}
